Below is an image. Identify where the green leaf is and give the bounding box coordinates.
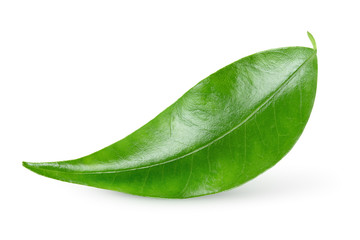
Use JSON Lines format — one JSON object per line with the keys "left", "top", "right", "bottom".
{"left": 23, "top": 33, "right": 318, "bottom": 198}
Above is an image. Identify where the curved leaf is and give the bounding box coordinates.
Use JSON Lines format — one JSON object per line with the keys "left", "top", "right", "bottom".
{"left": 23, "top": 34, "right": 318, "bottom": 198}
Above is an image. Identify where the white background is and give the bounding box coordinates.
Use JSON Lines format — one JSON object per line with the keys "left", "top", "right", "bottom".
{"left": 1, "top": 0, "right": 359, "bottom": 239}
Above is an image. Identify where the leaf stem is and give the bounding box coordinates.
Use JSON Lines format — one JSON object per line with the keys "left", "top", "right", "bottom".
{"left": 307, "top": 31, "right": 317, "bottom": 51}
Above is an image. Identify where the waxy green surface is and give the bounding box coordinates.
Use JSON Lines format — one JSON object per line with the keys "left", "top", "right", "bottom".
{"left": 24, "top": 33, "right": 318, "bottom": 198}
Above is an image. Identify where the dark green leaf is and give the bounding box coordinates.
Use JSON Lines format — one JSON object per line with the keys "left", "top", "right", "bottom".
{"left": 23, "top": 33, "right": 318, "bottom": 198}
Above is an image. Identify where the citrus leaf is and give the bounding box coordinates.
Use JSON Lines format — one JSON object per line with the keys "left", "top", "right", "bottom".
{"left": 23, "top": 33, "right": 318, "bottom": 198}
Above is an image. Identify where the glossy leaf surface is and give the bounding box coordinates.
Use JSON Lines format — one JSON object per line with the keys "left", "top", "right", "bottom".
{"left": 23, "top": 34, "right": 318, "bottom": 198}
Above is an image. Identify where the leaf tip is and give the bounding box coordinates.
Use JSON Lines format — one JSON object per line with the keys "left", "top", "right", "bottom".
{"left": 23, "top": 161, "right": 37, "bottom": 172}
{"left": 23, "top": 161, "right": 46, "bottom": 173}
{"left": 22, "top": 161, "right": 31, "bottom": 169}
{"left": 307, "top": 31, "right": 317, "bottom": 51}
{"left": 23, "top": 161, "right": 59, "bottom": 180}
